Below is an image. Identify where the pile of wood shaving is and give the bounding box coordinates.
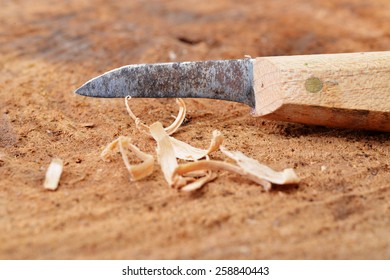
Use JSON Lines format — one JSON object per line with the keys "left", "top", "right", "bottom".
{"left": 101, "top": 97, "right": 300, "bottom": 191}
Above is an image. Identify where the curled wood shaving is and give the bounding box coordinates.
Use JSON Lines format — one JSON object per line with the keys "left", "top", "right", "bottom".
{"left": 125, "top": 96, "right": 186, "bottom": 136}
{"left": 44, "top": 158, "right": 63, "bottom": 191}
{"left": 165, "top": 98, "right": 186, "bottom": 135}
{"left": 101, "top": 136, "right": 154, "bottom": 181}
{"left": 173, "top": 158, "right": 272, "bottom": 191}
{"left": 180, "top": 171, "right": 218, "bottom": 192}
{"left": 169, "top": 130, "right": 223, "bottom": 160}
{"left": 220, "top": 146, "right": 300, "bottom": 185}
{"left": 149, "top": 121, "right": 215, "bottom": 190}
{"left": 149, "top": 122, "right": 185, "bottom": 187}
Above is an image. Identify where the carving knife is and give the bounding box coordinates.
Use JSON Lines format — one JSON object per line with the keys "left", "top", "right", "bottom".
{"left": 75, "top": 52, "right": 390, "bottom": 131}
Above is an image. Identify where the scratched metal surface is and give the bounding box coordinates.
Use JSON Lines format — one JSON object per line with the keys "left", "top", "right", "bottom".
{"left": 75, "top": 59, "right": 255, "bottom": 107}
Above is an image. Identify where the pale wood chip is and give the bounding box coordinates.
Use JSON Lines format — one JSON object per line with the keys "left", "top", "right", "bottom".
{"left": 44, "top": 158, "right": 63, "bottom": 191}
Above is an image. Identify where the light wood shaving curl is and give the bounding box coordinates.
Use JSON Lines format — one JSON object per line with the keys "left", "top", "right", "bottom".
{"left": 101, "top": 136, "right": 154, "bottom": 181}
{"left": 169, "top": 130, "right": 223, "bottom": 160}
{"left": 149, "top": 122, "right": 183, "bottom": 186}
{"left": 150, "top": 121, "right": 218, "bottom": 191}
{"left": 220, "top": 146, "right": 300, "bottom": 185}
{"left": 172, "top": 158, "right": 271, "bottom": 191}
{"left": 180, "top": 171, "right": 218, "bottom": 192}
{"left": 125, "top": 96, "right": 186, "bottom": 136}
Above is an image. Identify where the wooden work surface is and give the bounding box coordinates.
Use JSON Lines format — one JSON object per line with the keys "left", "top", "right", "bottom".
{"left": 1, "top": 0, "right": 390, "bottom": 259}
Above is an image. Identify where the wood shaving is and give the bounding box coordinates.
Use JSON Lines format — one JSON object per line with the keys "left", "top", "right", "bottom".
{"left": 101, "top": 136, "right": 154, "bottom": 181}
{"left": 100, "top": 97, "right": 300, "bottom": 192}
{"left": 149, "top": 121, "right": 216, "bottom": 191}
{"left": 164, "top": 98, "right": 186, "bottom": 135}
{"left": 180, "top": 171, "right": 218, "bottom": 192}
{"left": 125, "top": 96, "right": 186, "bottom": 136}
{"left": 149, "top": 122, "right": 179, "bottom": 186}
{"left": 44, "top": 158, "right": 63, "bottom": 191}
{"left": 172, "top": 158, "right": 271, "bottom": 191}
{"left": 220, "top": 146, "right": 300, "bottom": 186}
{"left": 169, "top": 130, "right": 223, "bottom": 160}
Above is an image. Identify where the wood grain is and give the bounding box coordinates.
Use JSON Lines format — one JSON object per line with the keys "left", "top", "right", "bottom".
{"left": 254, "top": 52, "right": 390, "bottom": 131}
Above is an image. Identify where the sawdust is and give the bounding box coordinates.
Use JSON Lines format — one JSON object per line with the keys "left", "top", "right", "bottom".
{"left": 1, "top": 0, "right": 390, "bottom": 260}
{"left": 0, "top": 114, "right": 17, "bottom": 148}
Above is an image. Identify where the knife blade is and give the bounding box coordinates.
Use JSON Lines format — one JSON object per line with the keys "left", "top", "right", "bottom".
{"left": 75, "top": 52, "right": 390, "bottom": 131}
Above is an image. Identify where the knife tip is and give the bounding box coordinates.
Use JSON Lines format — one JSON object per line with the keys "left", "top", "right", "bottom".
{"left": 74, "top": 84, "right": 87, "bottom": 96}
{"left": 74, "top": 88, "right": 81, "bottom": 95}
{"left": 74, "top": 76, "right": 105, "bottom": 97}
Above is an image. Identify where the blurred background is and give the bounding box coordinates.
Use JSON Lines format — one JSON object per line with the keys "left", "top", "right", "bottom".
{"left": 2, "top": 0, "right": 390, "bottom": 72}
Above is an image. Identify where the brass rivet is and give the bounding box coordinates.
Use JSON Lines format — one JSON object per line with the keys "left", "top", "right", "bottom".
{"left": 305, "top": 77, "right": 323, "bottom": 93}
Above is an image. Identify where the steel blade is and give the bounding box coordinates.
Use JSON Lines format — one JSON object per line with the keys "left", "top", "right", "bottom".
{"left": 75, "top": 59, "right": 255, "bottom": 107}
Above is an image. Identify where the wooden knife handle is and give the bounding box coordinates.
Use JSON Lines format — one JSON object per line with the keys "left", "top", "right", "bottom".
{"left": 253, "top": 52, "right": 390, "bottom": 131}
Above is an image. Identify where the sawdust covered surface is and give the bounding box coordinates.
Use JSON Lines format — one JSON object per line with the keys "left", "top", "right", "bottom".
{"left": 1, "top": 0, "right": 390, "bottom": 259}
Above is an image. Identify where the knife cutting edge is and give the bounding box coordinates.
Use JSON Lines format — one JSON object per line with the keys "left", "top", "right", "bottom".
{"left": 75, "top": 52, "right": 390, "bottom": 132}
